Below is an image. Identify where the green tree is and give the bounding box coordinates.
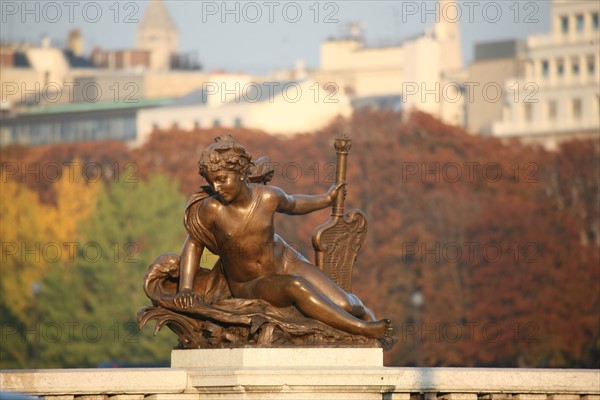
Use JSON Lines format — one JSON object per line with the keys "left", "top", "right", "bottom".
{"left": 37, "top": 175, "right": 186, "bottom": 368}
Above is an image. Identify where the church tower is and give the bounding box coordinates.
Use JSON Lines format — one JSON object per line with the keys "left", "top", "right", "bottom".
{"left": 136, "top": 0, "right": 179, "bottom": 71}
{"left": 434, "top": 0, "right": 462, "bottom": 73}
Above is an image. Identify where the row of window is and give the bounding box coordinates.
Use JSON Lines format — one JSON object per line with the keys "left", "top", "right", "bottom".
{"left": 540, "top": 55, "right": 596, "bottom": 78}
{"left": 154, "top": 117, "right": 243, "bottom": 131}
{"left": 228, "top": 118, "right": 244, "bottom": 128}
{"left": 560, "top": 12, "right": 599, "bottom": 34}
{"left": 523, "top": 96, "right": 599, "bottom": 122}
{"left": 6, "top": 117, "right": 136, "bottom": 145}
{"left": 214, "top": 117, "right": 243, "bottom": 128}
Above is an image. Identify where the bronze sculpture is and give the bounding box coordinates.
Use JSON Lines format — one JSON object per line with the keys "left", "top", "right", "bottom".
{"left": 138, "top": 134, "right": 394, "bottom": 349}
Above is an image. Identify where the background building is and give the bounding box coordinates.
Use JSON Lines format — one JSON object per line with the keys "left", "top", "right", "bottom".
{"left": 466, "top": 40, "right": 527, "bottom": 135}
{"left": 136, "top": 79, "right": 352, "bottom": 144}
{"left": 492, "top": 0, "right": 600, "bottom": 148}
{"left": 0, "top": 99, "right": 171, "bottom": 147}
{"left": 3, "top": 0, "right": 597, "bottom": 148}
{"left": 311, "top": 0, "right": 465, "bottom": 127}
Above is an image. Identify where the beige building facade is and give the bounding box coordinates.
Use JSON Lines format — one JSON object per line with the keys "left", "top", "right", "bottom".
{"left": 0, "top": 37, "right": 99, "bottom": 109}
{"left": 465, "top": 40, "right": 527, "bottom": 135}
{"left": 492, "top": 0, "right": 600, "bottom": 148}
{"left": 311, "top": 0, "right": 464, "bottom": 127}
{"left": 136, "top": 79, "right": 352, "bottom": 144}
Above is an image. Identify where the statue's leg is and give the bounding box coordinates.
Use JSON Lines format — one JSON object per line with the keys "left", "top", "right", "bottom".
{"left": 348, "top": 293, "right": 376, "bottom": 321}
{"left": 242, "top": 273, "right": 390, "bottom": 339}
{"left": 284, "top": 258, "right": 373, "bottom": 320}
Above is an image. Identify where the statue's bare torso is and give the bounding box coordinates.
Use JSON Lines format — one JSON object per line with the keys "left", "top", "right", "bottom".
{"left": 198, "top": 184, "right": 301, "bottom": 295}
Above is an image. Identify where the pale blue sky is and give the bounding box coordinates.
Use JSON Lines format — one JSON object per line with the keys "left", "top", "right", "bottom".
{"left": 1, "top": 0, "right": 551, "bottom": 74}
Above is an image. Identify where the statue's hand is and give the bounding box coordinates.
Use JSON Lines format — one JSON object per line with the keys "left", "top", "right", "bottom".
{"left": 174, "top": 288, "right": 196, "bottom": 309}
{"left": 327, "top": 181, "right": 347, "bottom": 205}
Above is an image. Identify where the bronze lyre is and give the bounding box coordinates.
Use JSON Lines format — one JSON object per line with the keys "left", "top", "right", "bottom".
{"left": 312, "top": 135, "right": 368, "bottom": 293}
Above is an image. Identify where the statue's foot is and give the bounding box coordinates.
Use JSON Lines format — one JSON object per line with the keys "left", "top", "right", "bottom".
{"left": 364, "top": 317, "right": 393, "bottom": 339}
{"left": 379, "top": 319, "right": 397, "bottom": 350}
{"left": 382, "top": 317, "right": 393, "bottom": 337}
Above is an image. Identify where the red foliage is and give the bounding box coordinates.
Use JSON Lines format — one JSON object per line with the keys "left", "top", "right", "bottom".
{"left": 4, "top": 110, "right": 598, "bottom": 367}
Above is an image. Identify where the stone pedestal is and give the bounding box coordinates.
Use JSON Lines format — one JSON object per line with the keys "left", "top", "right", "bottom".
{"left": 171, "top": 347, "right": 383, "bottom": 368}
{"left": 167, "top": 347, "right": 386, "bottom": 400}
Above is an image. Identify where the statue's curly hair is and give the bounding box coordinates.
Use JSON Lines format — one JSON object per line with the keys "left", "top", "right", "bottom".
{"left": 198, "top": 134, "right": 253, "bottom": 178}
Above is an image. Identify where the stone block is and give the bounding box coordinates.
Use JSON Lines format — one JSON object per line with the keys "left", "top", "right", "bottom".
{"left": 439, "top": 394, "right": 478, "bottom": 400}
{"left": 144, "top": 396, "right": 201, "bottom": 400}
{"left": 0, "top": 369, "right": 187, "bottom": 395}
{"left": 513, "top": 395, "right": 547, "bottom": 400}
{"left": 171, "top": 347, "right": 383, "bottom": 368}
{"left": 383, "top": 394, "right": 411, "bottom": 400}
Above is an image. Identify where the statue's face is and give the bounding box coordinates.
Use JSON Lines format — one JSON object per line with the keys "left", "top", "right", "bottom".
{"left": 205, "top": 169, "right": 244, "bottom": 204}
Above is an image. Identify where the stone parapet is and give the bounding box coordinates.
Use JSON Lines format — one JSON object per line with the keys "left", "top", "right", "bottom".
{"left": 1, "top": 349, "right": 598, "bottom": 400}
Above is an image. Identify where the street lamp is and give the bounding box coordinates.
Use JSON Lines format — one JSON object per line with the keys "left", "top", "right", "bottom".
{"left": 410, "top": 290, "right": 424, "bottom": 366}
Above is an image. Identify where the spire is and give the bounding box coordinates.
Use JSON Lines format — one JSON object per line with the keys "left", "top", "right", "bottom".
{"left": 137, "top": 0, "right": 179, "bottom": 70}
{"left": 138, "top": 0, "right": 177, "bottom": 32}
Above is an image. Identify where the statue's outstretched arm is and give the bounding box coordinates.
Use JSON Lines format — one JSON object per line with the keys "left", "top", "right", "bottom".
{"left": 174, "top": 235, "right": 204, "bottom": 308}
{"left": 275, "top": 182, "right": 345, "bottom": 215}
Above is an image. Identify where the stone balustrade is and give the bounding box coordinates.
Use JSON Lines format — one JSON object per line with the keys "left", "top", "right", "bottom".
{"left": 1, "top": 349, "right": 598, "bottom": 400}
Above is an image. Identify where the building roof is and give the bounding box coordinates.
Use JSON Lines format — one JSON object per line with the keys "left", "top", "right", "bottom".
{"left": 13, "top": 51, "right": 30, "bottom": 67}
{"left": 139, "top": 0, "right": 177, "bottom": 32}
{"left": 167, "top": 81, "right": 302, "bottom": 108}
{"left": 233, "top": 81, "right": 300, "bottom": 105}
{"left": 19, "top": 98, "right": 172, "bottom": 116}
{"left": 474, "top": 40, "right": 525, "bottom": 61}
{"left": 351, "top": 95, "right": 402, "bottom": 112}
{"left": 63, "top": 49, "right": 95, "bottom": 68}
{"left": 169, "top": 89, "right": 209, "bottom": 107}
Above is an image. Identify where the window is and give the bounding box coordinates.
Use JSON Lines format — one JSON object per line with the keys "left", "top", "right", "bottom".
{"left": 588, "top": 55, "right": 595, "bottom": 75}
{"left": 572, "top": 98, "right": 582, "bottom": 119}
{"left": 557, "top": 59, "right": 565, "bottom": 77}
{"left": 548, "top": 100, "right": 557, "bottom": 120}
{"left": 193, "top": 120, "right": 201, "bottom": 129}
{"left": 541, "top": 60, "right": 549, "bottom": 77}
{"left": 576, "top": 14, "right": 584, "bottom": 32}
{"left": 234, "top": 117, "right": 242, "bottom": 128}
{"left": 593, "top": 13, "right": 598, "bottom": 30}
{"left": 572, "top": 58, "right": 580, "bottom": 76}
{"left": 213, "top": 119, "right": 221, "bottom": 127}
{"left": 524, "top": 103, "right": 533, "bottom": 122}
{"left": 561, "top": 16, "right": 569, "bottom": 34}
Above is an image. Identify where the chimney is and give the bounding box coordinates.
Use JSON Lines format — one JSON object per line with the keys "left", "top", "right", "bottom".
{"left": 41, "top": 35, "right": 51, "bottom": 48}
